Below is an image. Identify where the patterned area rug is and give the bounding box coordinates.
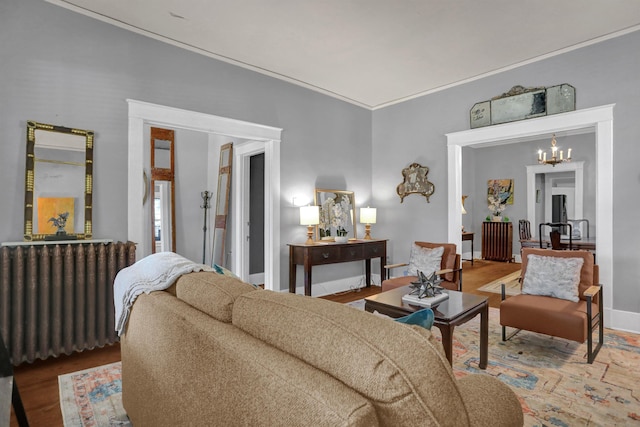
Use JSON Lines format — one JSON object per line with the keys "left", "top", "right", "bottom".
{"left": 477, "top": 270, "right": 522, "bottom": 295}
{"left": 348, "top": 301, "right": 640, "bottom": 426}
{"left": 58, "top": 362, "right": 130, "bottom": 427}
{"left": 61, "top": 306, "right": 640, "bottom": 426}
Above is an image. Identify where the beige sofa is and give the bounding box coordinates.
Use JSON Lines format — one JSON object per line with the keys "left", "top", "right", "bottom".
{"left": 121, "top": 272, "right": 523, "bottom": 426}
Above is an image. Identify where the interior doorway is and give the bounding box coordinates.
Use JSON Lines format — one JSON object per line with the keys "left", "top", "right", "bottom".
{"left": 446, "top": 104, "right": 614, "bottom": 328}
{"left": 234, "top": 141, "right": 267, "bottom": 286}
{"left": 127, "top": 100, "right": 282, "bottom": 291}
{"left": 248, "top": 153, "right": 265, "bottom": 285}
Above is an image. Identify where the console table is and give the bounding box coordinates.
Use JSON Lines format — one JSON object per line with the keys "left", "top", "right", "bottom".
{"left": 288, "top": 239, "right": 387, "bottom": 296}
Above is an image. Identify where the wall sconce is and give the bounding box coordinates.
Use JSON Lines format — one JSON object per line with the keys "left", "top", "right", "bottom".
{"left": 299, "top": 205, "right": 319, "bottom": 245}
{"left": 360, "top": 206, "right": 377, "bottom": 240}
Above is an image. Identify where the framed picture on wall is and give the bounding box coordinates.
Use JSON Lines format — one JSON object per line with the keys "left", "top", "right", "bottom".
{"left": 487, "top": 179, "right": 514, "bottom": 205}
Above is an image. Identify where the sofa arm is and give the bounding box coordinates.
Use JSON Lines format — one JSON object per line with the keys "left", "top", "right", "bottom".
{"left": 457, "top": 374, "right": 523, "bottom": 426}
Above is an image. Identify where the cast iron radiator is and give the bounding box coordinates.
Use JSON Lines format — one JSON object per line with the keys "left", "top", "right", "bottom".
{"left": 481, "top": 221, "right": 513, "bottom": 262}
{"left": 0, "top": 241, "right": 136, "bottom": 365}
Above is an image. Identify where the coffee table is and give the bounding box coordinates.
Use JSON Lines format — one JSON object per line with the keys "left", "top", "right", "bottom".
{"left": 364, "top": 287, "right": 488, "bottom": 369}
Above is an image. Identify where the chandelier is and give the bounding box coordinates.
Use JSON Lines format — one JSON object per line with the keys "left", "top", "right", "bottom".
{"left": 538, "top": 134, "right": 571, "bottom": 166}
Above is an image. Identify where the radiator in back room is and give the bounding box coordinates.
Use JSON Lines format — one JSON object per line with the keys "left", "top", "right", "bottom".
{"left": 481, "top": 222, "right": 513, "bottom": 262}
{"left": 0, "top": 241, "right": 136, "bottom": 365}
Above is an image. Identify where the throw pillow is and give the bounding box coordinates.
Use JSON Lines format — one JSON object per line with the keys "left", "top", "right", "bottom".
{"left": 213, "top": 264, "right": 240, "bottom": 279}
{"left": 395, "top": 308, "right": 434, "bottom": 330}
{"left": 522, "top": 254, "right": 584, "bottom": 302}
{"left": 408, "top": 245, "right": 444, "bottom": 276}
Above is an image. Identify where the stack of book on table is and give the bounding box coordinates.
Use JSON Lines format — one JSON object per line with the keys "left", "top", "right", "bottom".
{"left": 402, "top": 292, "right": 448, "bottom": 308}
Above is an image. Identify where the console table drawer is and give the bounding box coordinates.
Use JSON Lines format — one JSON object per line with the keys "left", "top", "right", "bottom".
{"left": 363, "top": 241, "right": 386, "bottom": 258}
{"left": 310, "top": 246, "right": 341, "bottom": 264}
{"left": 341, "top": 245, "right": 364, "bottom": 261}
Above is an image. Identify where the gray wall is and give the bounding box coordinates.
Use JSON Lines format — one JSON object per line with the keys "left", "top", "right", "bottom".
{"left": 0, "top": 0, "right": 372, "bottom": 291}
{"left": 373, "top": 30, "right": 640, "bottom": 314}
{"left": 2, "top": 0, "right": 639, "bottom": 315}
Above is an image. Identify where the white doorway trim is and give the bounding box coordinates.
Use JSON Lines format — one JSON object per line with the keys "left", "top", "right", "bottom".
{"left": 446, "top": 104, "right": 614, "bottom": 328}
{"left": 526, "top": 161, "right": 584, "bottom": 238}
{"left": 127, "top": 99, "right": 282, "bottom": 291}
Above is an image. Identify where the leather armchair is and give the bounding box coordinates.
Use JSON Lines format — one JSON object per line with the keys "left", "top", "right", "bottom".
{"left": 500, "top": 248, "right": 603, "bottom": 363}
{"left": 381, "top": 242, "right": 461, "bottom": 292}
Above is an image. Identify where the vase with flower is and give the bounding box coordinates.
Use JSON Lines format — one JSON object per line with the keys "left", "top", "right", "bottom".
{"left": 487, "top": 185, "right": 507, "bottom": 222}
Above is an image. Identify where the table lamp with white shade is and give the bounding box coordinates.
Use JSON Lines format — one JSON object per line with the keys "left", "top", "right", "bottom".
{"left": 299, "top": 205, "right": 319, "bottom": 245}
{"left": 360, "top": 206, "right": 377, "bottom": 240}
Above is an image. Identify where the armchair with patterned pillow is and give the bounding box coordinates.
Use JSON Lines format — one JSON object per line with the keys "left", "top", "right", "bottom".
{"left": 500, "top": 247, "right": 603, "bottom": 363}
{"left": 381, "top": 242, "right": 461, "bottom": 292}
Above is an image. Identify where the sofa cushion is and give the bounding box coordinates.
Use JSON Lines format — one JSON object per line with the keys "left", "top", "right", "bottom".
{"left": 408, "top": 244, "right": 443, "bottom": 276}
{"left": 522, "top": 254, "right": 584, "bottom": 302}
{"left": 123, "top": 292, "right": 379, "bottom": 427}
{"left": 500, "top": 293, "right": 597, "bottom": 342}
{"left": 175, "top": 272, "right": 258, "bottom": 322}
{"left": 232, "top": 290, "right": 470, "bottom": 426}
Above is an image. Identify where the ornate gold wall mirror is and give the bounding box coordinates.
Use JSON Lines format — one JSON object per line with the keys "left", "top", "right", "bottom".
{"left": 314, "top": 189, "right": 357, "bottom": 241}
{"left": 150, "top": 127, "right": 176, "bottom": 253}
{"left": 212, "top": 143, "right": 233, "bottom": 267}
{"left": 24, "top": 120, "right": 94, "bottom": 241}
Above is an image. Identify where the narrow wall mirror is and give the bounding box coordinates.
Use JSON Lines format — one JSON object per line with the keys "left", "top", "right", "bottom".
{"left": 150, "top": 127, "right": 176, "bottom": 253}
{"left": 314, "top": 189, "right": 357, "bottom": 241}
{"left": 24, "top": 120, "right": 94, "bottom": 241}
{"left": 212, "top": 143, "right": 233, "bottom": 266}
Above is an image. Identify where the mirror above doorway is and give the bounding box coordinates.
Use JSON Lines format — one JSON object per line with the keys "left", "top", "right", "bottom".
{"left": 150, "top": 127, "right": 176, "bottom": 253}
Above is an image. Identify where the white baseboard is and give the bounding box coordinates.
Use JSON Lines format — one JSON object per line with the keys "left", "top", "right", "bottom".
{"left": 606, "top": 308, "right": 640, "bottom": 334}
{"left": 289, "top": 274, "right": 382, "bottom": 297}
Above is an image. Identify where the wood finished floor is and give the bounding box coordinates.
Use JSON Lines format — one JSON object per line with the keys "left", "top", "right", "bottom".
{"left": 9, "top": 259, "right": 519, "bottom": 426}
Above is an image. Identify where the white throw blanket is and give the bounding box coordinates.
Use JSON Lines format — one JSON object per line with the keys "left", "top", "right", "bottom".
{"left": 114, "top": 252, "right": 213, "bottom": 336}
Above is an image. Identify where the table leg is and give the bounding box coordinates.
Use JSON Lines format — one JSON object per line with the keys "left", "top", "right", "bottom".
{"left": 471, "top": 238, "right": 474, "bottom": 265}
{"left": 365, "top": 259, "right": 371, "bottom": 287}
{"left": 289, "top": 246, "right": 296, "bottom": 293}
{"left": 479, "top": 301, "right": 488, "bottom": 369}
{"left": 304, "top": 262, "right": 312, "bottom": 296}
{"left": 434, "top": 324, "right": 453, "bottom": 366}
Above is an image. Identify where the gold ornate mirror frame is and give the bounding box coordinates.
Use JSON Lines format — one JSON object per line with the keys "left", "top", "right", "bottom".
{"left": 396, "top": 162, "right": 435, "bottom": 203}
{"left": 24, "top": 120, "right": 94, "bottom": 241}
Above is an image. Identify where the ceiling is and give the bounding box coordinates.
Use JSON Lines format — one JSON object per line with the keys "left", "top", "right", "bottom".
{"left": 47, "top": 0, "right": 640, "bottom": 109}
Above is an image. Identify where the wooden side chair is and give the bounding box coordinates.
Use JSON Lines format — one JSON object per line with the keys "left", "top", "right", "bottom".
{"left": 518, "top": 219, "right": 539, "bottom": 249}
{"left": 500, "top": 248, "right": 603, "bottom": 363}
{"left": 382, "top": 242, "right": 461, "bottom": 292}
{"left": 539, "top": 222, "right": 573, "bottom": 250}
